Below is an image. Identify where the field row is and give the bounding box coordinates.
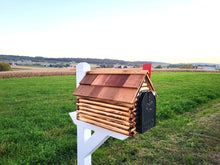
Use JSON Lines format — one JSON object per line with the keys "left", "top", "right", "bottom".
{"left": 152, "top": 68, "right": 220, "bottom": 73}
{"left": 0, "top": 70, "right": 75, "bottom": 79}
{"left": 0, "top": 66, "right": 76, "bottom": 78}
{"left": 1, "top": 67, "right": 219, "bottom": 79}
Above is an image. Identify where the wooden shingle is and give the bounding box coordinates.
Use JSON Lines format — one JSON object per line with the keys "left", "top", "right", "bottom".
{"left": 73, "top": 70, "right": 156, "bottom": 104}
{"left": 73, "top": 70, "right": 157, "bottom": 137}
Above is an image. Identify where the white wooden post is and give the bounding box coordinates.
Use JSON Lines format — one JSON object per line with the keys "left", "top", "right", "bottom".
{"left": 70, "top": 62, "right": 128, "bottom": 165}
{"left": 76, "top": 62, "right": 91, "bottom": 88}
{"left": 75, "top": 62, "right": 92, "bottom": 165}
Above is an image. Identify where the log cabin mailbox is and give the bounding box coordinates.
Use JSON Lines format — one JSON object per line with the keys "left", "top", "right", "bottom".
{"left": 73, "top": 70, "right": 157, "bottom": 137}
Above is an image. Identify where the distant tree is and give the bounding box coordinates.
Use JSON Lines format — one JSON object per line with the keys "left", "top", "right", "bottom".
{"left": 118, "top": 65, "right": 122, "bottom": 68}
{"left": 185, "top": 64, "right": 193, "bottom": 69}
{"left": 65, "top": 63, "right": 70, "bottom": 67}
{"left": 106, "top": 64, "right": 113, "bottom": 68}
{"left": 155, "top": 65, "right": 162, "bottom": 69}
{"left": 0, "top": 62, "right": 11, "bottom": 71}
{"left": 180, "top": 64, "right": 193, "bottom": 69}
{"left": 100, "top": 64, "right": 106, "bottom": 68}
{"left": 123, "top": 65, "right": 127, "bottom": 68}
{"left": 136, "top": 64, "right": 141, "bottom": 68}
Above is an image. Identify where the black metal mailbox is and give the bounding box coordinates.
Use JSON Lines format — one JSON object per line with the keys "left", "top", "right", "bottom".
{"left": 136, "top": 91, "right": 156, "bottom": 133}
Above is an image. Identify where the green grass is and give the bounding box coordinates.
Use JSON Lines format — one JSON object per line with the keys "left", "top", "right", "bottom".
{"left": 153, "top": 72, "right": 220, "bottom": 119}
{"left": 0, "top": 73, "right": 220, "bottom": 164}
{"left": 94, "top": 100, "right": 220, "bottom": 164}
{"left": 0, "top": 76, "right": 77, "bottom": 164}
{"left": 16, "top": 64, "right": 46, "bottom": 68}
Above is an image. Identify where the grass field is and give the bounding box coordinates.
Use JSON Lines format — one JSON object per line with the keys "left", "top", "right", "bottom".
{"left": 0, "top": 72, "right": 220, "bottom": 164}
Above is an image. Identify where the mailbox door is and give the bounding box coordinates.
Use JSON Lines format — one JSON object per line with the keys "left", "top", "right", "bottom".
{"left": 136, "top": 91, "right": 156, "bottom": 133}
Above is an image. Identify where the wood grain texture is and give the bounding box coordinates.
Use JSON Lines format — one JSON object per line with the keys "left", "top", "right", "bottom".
{"left": 140, "top": 86, "right": 149, "bottom": 91}
{"left": 97, "top": 86, "right": 119, "bottom": 100}
{"left": 78, "top": 106, "right": 132, "bottom": 120}
{"left": 91, "top": 74, "right": 111, "bottom": 86}
{"left": 78, "top": 110, "right": 131, "bottom": 126}
{"left": 145, "top": 75, "right": 158, "bottom": 96}
{"left": 77, "top": 112, "right": 130, "bottom": 130}
{"left": 74, "top": 85, "right": 138, "bottom": 103}
{"left": 80, "top": 74, "right": 98, "bottom": 85}
{"left": 77, "top": 116, "right": 131, "bottom": 136}
{"left": 73, "top": 70, "right": 157, "bottom": 138}
{"left": 91, "top": 74, "right": 143, "bottom": 88}
{"left": 113, "top": 87, "right": 138, "bottom": 103}
{"left": 78, "top": 97, "right": 134, "bottom": 109}
{"left": 88, "top": 70, "right": 148, "bottom": 75}
{"left": 122, "top": 74, "right": 145, "bottom": 88}
{"left": 77, "top": 102, "right": 131, "bottom": 115}
{"left": 92, "top": 74, "right": 128, "bottom": 87}
{"left": 73, "top": 70, "right": 157, "bottom": 104}
{"left": 73, "top": 85, "right": 95, "bottom": 97}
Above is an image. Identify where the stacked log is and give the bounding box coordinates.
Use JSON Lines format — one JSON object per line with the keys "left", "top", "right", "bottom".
{"left": 76, "top": 96, "right": 137, "bottom": 137}
{"left": 74, "top": 71, "right": 157, "bottom": 137}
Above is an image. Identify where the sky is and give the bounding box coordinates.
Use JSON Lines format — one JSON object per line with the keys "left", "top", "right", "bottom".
{"left": 0, "top": 0, "right": 219, "bottom": 64}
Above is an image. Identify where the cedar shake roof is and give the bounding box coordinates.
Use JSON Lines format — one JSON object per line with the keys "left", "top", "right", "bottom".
{"left": 73, "top": 70, "right": 156, "bottom": 104}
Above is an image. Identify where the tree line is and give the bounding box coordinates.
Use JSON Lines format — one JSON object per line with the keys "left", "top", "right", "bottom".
{"left": 0, "top": 55, "right": 167, "bottom": 66}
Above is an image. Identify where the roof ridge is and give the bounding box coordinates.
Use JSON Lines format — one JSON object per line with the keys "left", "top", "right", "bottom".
{"left": 87, "top": 70, "right": 148, "bottom": 75}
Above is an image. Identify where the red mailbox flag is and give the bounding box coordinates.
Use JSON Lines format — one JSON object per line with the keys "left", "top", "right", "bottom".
{"left": 143, "top": 63, "right": 151, "bottom": 78}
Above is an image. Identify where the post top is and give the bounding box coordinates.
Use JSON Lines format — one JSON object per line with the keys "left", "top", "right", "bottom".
{"left": 76, "top": 62, "right": 91, "bottom": 72}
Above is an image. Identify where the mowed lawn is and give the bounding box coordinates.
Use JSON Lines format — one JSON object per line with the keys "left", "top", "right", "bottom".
{"left": 0, "top": 73, "right": 220, "bottom": 164}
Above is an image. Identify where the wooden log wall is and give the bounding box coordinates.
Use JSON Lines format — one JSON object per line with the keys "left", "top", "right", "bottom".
{"left": 76, "top": 96, "right": 137, "bottom": 137}
{"left": 75, "top": 74, "right": 156, "bottom": 137}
